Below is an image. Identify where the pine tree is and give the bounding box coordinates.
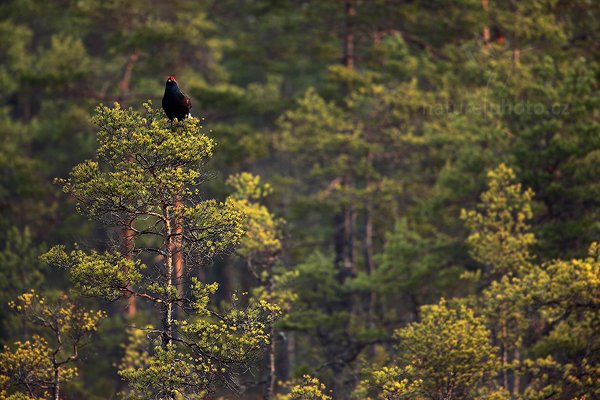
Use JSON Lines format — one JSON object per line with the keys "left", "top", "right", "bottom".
{"left": 42, "top": 103, "right": 280, "bottom": 398}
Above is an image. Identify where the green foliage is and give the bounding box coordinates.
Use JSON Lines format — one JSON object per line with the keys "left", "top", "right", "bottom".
{"left": 284, "top": 252, "right": 350, "bottom": 333}
{"left": 369, "top": 219, "right": 459, "bottom": 305}
{"left": 42, "top": 246, "right": 144, "bottom": 301}
{"left": 393, "top": 300, "right": 499, "bottom": 399}
{"left": 1, "top": 291, "right": 104, "bottom": 399}
{"left": 461, "top": 163, "right": 536, "bottom": 277}
{"left": 118, "top": 325, "right": 153, "bottom": 374}
{"left": 0, "top": 0, "right": 599, "bottom": 397}
{"left": 57, "top": 102, "right": 245, "bottom": 260}
{"left": 0, "top": 227, "right": 45, "bottom": 336}
{"left": 1, "top": 335, "right": 54, "bottom": 400}
{"left": 228, "top": 172, "right": 282, "bottom": 261}
{"left": 483, "top": 243, "right": 600, "bottom": 398}
{"left": 8, "top": 291, "right": 105, "bottom": 350}
{"left": 119, "top": 344, "right": 208, "bottom": 400}
{"left": 227, "top": 172, "right": 296, "bottom": 322}
{"left": 469, "top": 168, "right": 600, "bottom": 398}
{"left": 277, "top": 375, "right": 333, "bottom": 400}
{"left": 0, "top": 109, "right": 50, "bottom": 238}
{"left": 178, "top": 279, "right": 280, "bottom": 365}
{"left": 354, "top": 366, "right": 422, "bottom": 400}
{"left": 119, "top": 281, "right": 281, "bottom": 399}
{"left": 43, "top": 102, "right": 280, "bottom": 397}
{"left": 359, "top": 299, "right": 499, "bottom": 400}
{"left": 63, "top": 102, "right": 210, "bottom": 217}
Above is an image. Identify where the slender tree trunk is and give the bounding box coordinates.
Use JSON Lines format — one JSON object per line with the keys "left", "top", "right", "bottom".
{"left": 513, "top": 345, "right": 521, "bottom": 394}
{"left": 264, "top": 261, "right": 277, "bottom": 400}
{"left": 162, "top": 206, "right": 174, "bottom": 348}
{"left": 173, "top": 198, "right": 184, "bottom": 321}
{"left": 482, "top": 0, "right": 490, "bottom": 50}
{"left": 121, "top": 220, "right": 136, "bottom": 318}
{"left": 342, "top": 0, "right": 356, "bottom": 279}
{"left": 344, "top": 202, "right": 355, "bottom": 275}
{"left": 285, "top": 331, "right": 296, "bottom": 380}
{"left": 343, "top": 0, "right": 355, "bottom": 68}
{"left": 513, "top": 48, "right": 520, "bottom": 66}
{"left": 364, "top": 197, "right": 375, "bottom": 321}
{"left": 364, "top": 146, "right": 375, "bottom": 325}
{"left": 118, "top": 51, "right": 139, "bottom": 318}
{"left": 331, "top": 363, "right": 346, "bottom": 400}
{"left": 334, "top": 212, "right": 345, "bottom": 270}
{"left": 264, "top": 324, "right": 277, "bottom": 400}
{"left": 224, "top": 259, "right": 236, "bottom": 303}
{"left": 239, "top": 260, "right": 255, "bottom": 307}
{"left": 333, "top": 0, "right": 357, "bottom": 282}
{"left": 501, "top": 320, "right": 509, "bottom": 390}
{"left": 52, "top": 366, "right": 60, "bottom": 400}
{"left": 117, "top": 50, "right": 139, "bottom": 101}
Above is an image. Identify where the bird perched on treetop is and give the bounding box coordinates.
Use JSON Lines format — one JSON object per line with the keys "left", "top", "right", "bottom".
{"left": 162, "top": 76, "right": 192, "bottom": 121}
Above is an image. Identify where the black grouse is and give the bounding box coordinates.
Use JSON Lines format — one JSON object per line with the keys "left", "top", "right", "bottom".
{"left": 162, "top": 76, "right": 192, "bottom": 121}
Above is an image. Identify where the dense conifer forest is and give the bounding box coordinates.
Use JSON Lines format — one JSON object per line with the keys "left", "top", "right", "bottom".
{"left": 0, "top": 1, "right": 598, "bottom": 399}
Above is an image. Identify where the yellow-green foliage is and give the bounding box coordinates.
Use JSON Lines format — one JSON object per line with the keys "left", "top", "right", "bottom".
{"left": 227, "top": 172, "right": 297, "bottom": 312}
{"left": 461, "top": 163, "right": 535, "bottom": 276}
{"left": 359, "top": 299, "right": 499, "bottom": 400}
{"left": 1, "top": 291, "right": 103, "bottom": 399}
{"left": 277, "top": 375, "right": 332, "bottom": 400}
{"left": 483, "top": 242, "right": 600, "bottom": 398}
{"left": 467, "top": 166, "right": 600, "bottom": 398}
{"left": 38, "top": 102, "right": 282, "bottom": 397}
{"left": 228, "top": 172, "right": 282, "bottom": 257}
{"left": 119, "top": 344, "right": 208, "bottom": 400}
{"left": 396, "top": 300, "right": 499, "bottom": 398}
{"left": 41, "top": 246, "right": 144, "bottom": 301}
{"left": 9, "top": 291, "right": 105, "bottom": 342}
{"left": 58, "top": 103, "right": 245, "bottom": 261}
{"left": 118, "top": 325, "right": 153, "bottom": 373}
{"left": 180, "top": 196, "right": 246, "bottom": 259}
{"left": 0, "top": 336, "right": 55, "bottom": 399}
{"left": 177, "top": 279, "right": 281, "bottom": 363}
{"left": 354, "top": 366, "right": 422, "bottom": 400}
{"left": 117, "top": 280, "right": 280, "bottom": 399}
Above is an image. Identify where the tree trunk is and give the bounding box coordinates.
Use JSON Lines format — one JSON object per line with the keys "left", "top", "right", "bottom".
{"left": 284, "top": 331, "right": 296, "bottom": 380}
{"left": 117, "top": 53, "right": 139, "bottom": 318}
{"left": 162, "top": 206, "right": 174, "bottom": 348}
{"left": 342, "top": 0, "right": 356, "bottom": 278}
{"left": 117, "top": 50, "right": 139, "bottom": 104}
{"left": 334, "top": 212, "right": 345, "bottom": 270}
{"left": 364, "top": 150, "right": 375, "bottom": 330}
{"left": 264, "top": 324, "right": 277, "bottom": 400}
{"left": 513, "top": 48, "right": 520, "bottom": 66}
{"left": 501, "top": 320, "right": 508, "bottom": 390}
{"left": 482, "top": 0, "right": 490, "bottom": 50}
{"left": 364, "top": 197, "right": 375, "bottom": 327}
{"left": 121, "top": 221, "right": 136, "bottom": 318}
{"left": 344, "top": 203, "right": 356, "bottom": 276}
{"left": 343, "top": 0, "right": 355, "bottom": 68}
{"left": 513, "top": 346, "right": 521, "bottom": 394}
{"left": 52, "top": 366, "right": 60, "bottom": 400}
{"left": 335, "top": 202, "right": 355, "bottom": 281}
{"left": 334, "top": 0, "right": 357, "bottom": 282}
{"left": 173, "top": 198, "right": 184, "bottom": 320}
{"left": 263, "top": 262, "right": 276, "bottom": 400}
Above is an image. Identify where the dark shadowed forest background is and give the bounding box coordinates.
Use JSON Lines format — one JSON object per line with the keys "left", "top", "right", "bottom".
{"left": 0, "top": 0, "right": 599, "bottom": 399}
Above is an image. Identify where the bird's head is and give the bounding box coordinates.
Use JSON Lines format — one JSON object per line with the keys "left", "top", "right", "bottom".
{"left": 166, "top": 76, "right": 177, "bottom": 86}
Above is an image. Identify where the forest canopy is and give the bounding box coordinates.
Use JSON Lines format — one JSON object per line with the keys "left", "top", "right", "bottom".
{"left": 0, "top": 0, "right": 598, "bottom": 399}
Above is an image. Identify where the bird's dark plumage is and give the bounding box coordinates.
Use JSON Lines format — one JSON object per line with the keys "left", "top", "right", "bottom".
{"left": 162, "top": 76, "right": 192, "bottom": 121}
